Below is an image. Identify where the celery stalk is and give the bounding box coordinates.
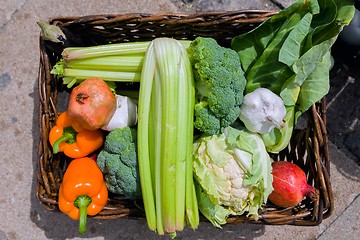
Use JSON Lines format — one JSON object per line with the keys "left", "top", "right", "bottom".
{"left": 137, "top": 41, "right": 157, "bottom": 232}
{"left": 63, "top": 41, "right": 150, "bottom": 60}
{"left": 155, "top": 39, "right": 179, "bottom": 234}
{"left": 66, "top": 55, "right": 143, "bottom": 72}
{"left": 52, "top": 40, "right": 192, "bottom": 89}
{"left": 63, "top": 68, "right": 141, "bottom": 82}
{"left": 183, "top": 44, "right": 199, "bottom": 229}
{"left": 152, "top": 70, "right": 165, "bottom": 235}
{"left": 62, "top": 40, "right": 191, "bottom": 61}
{"left": 174, "top": 42, "right": 192, "bottom": 230}
{"left": 137, "top": 38, "right": 199, "bottom": 236}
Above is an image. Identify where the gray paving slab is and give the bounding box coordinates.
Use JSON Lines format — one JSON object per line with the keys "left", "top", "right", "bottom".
{"left": 317, "top": 194, "right": 360, "bottom": 240}
{"left": 0, "top": 0, "right": 359, "bottom": 239}
{"left": 173, "top": 0, "right": 292, "bottom": 12}
{"left": 0, "top": 0, "right": 26, "bottom": 29}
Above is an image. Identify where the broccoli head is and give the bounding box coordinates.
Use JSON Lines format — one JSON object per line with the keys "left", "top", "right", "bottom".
{"left": 97, "top": 127, "right": 141, "bottom": 199}
{"left": 188, "top": 37, "right": 246, "bottom": 135}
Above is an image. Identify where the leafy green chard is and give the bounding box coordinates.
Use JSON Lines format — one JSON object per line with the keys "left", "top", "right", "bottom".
{"left": 232, "top": 0, "right": 355, "bottom": 153}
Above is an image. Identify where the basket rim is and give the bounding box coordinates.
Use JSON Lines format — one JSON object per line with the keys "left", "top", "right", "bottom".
{"left": 47, "top": 9, "right": 278, "bottom": 22}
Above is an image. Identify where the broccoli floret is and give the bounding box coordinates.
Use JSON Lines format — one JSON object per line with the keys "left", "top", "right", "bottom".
{"left": 188, "top": 37, "right": 246, "bottom": 135}
{"left": 193, "top": 101, "right": 221, "bottom": 135}
{"left": 97, "top": 127, "right": 141, "bottom": 199}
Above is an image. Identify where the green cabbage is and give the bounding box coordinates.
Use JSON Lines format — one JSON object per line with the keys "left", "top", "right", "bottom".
{"left": 192, "top": 126, "right": 273, "bottom": 227}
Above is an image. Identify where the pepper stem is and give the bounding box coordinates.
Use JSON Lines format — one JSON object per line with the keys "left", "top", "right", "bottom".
{"left": 53, "top": 127, "right": 77, "bottom": 154}
{"left": 74, "top": 195, "right": 92, "bottom": 234}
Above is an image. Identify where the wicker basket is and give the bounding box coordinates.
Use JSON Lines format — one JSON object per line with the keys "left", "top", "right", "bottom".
{"left": 36, "top": 10, "right": 333, "bottom": 226}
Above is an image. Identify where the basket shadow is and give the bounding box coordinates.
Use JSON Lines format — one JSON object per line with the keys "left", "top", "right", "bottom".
{"left": 29, "top": 69, "right": 266, "bottom": 240}
{"left": 326, "top": 39, "right": 360, "bottom": 180}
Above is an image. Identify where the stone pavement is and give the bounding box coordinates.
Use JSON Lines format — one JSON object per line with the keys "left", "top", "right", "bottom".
{"left": 0, "top": 0, "right": 359, "bottom": 239}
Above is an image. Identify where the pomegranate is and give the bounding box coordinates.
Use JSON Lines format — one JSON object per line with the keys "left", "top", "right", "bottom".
{"left": 269, "top": 161, "right": 318, "bottom": 208}
{"left": 67, "top": 78, "right": 116, "bottom": 130}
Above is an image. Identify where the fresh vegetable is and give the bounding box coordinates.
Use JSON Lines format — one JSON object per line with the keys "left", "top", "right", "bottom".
{"left": 49, "top": 112, "right": 104, "bottom": 158}
{"left": 137, "top": 38, "right": 199, "bottom": 236}
{"left": 96, "top": 127, "right": 141, "bottom": 199}
{"left": 187, "top": 37, "right": 247, "bottom": 135}
{"left": 101, "top": 94, "right": 138, "bottom": 131}
{"left": 50, "top": 42, "right": 147, "bottom": 88}
{"left": 58, "top": 157, "right": 108, "bottom": 234}
{"left": 239, "top": 88, "right": 286, "bottom": 134}
{"left": 192, "top": 125, "right": 273, "bottom": 227}
{"left": 67, "top": 78, "right": 116, "bottom": 130}
{"left": 51, "top": 41, "right": 191, "bottom": 88}
{"left": 231, "top": 0, "right": 355, "bottom": 153}
{"left": 52, "top": 36, "right": 246, "bottom": 136}
{"left": 269, "top": 161, "right": 318, "bottom": 208}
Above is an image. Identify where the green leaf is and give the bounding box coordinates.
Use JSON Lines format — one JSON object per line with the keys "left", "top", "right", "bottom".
{"left": 309, "top": 0, "right": 320, "bottom": 14}
{"left": 231, "top": 0, "right": 306, "bottom": 71}
{"left": 50, "top": 59, "right": 65, "bottom": 76}
{"left": 195, "top": 183, "right": 233, "bottom": 228}
{"left": 279, "top": 38, "right": 334, "bottom": 106}
{"left": 296, "top": 50, "right": 331, "bottom": 114}
{"left": 308, "top": 0, "right": 355, "bottom": 49}
{"left": 261, "top": 106, "right": 295, "bottom": 154}
{"left": 279, "top": 74, "right": 300, "bottom": 106}
{"left": 243, "top": 11, "right": 308, "bottom": 94}
{"left": 193, "top": 135, "right": 232, "bottom": 204}
{"left": 279, "top": 12, "right": 312, "bottom": 66}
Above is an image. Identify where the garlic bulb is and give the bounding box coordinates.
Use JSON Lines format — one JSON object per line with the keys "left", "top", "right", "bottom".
{"left": 102, "top": 94, "right": 138, "bottom": 131}
{"left": 239, "top": 88, "right": 286, "bottom": 134}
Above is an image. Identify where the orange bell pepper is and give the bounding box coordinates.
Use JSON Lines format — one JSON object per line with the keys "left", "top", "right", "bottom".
{"left": 58, "top": 157, "right": 108, "bottom": 234}
{"left": 49, "top": 112, "right": 104, "bottom": 158}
